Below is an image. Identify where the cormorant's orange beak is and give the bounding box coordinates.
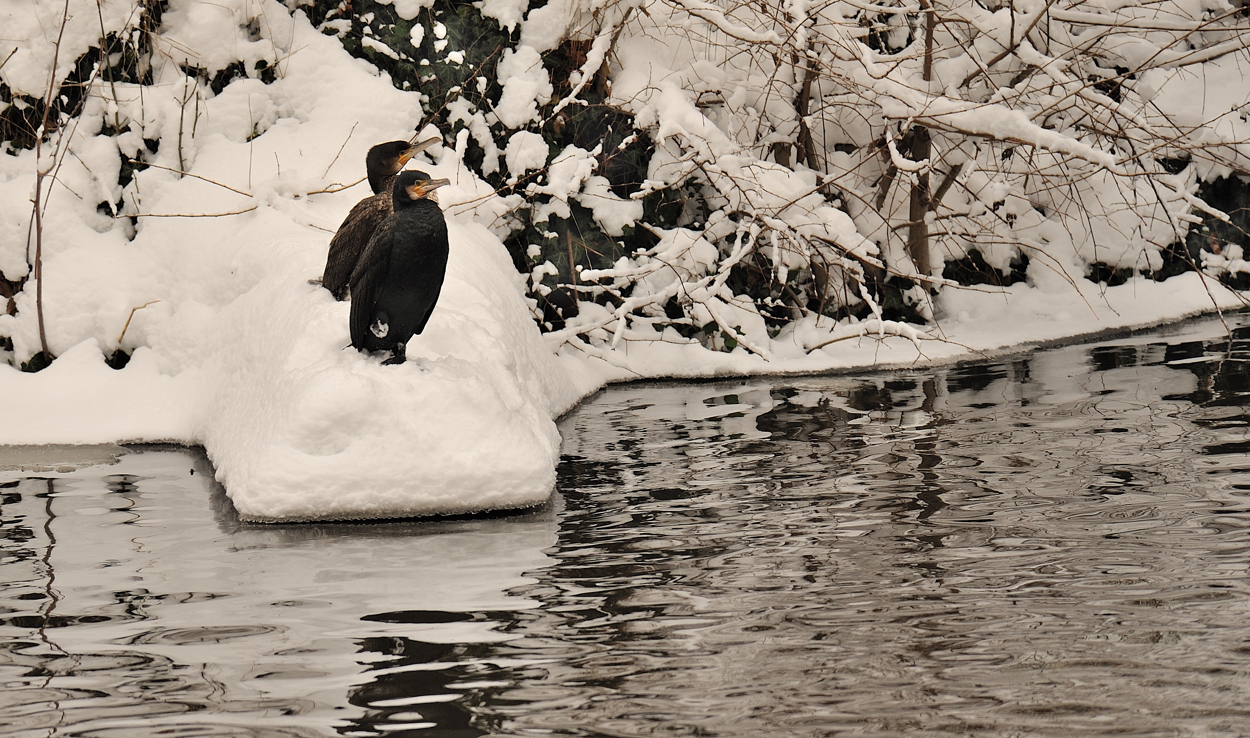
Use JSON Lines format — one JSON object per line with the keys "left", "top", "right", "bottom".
{"left": 399, "top": 136, "right": 440, "bottom": 166}
{"left": 406, "top": 177, "right": 452, "bottom": 200}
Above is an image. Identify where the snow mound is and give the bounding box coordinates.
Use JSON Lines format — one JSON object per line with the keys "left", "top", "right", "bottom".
{"left": 199, "top": 220, "right": 581, "bottom": 522}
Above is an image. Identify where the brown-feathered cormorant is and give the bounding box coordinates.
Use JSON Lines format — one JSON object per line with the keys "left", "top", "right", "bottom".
{"left": 349, "top": 170, "right": 452, "bottom": 365}
{"left": 321, "top": 137, "right": 439, "bottom": 300}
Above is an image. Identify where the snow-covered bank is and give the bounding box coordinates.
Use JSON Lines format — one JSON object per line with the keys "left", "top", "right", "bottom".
{"left": 4, "top": 250, "right": 1243, "bottom": 521}
{"left": 2, "top": 0, "right": 1249, "bottom": 522}
{"left": 559, "top": 272, "right": 1249, "bottom": 382}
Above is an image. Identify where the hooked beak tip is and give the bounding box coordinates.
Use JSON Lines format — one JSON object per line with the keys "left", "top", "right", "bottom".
{"left": 406, "top": 178, "right": 452, "bottom": 200}
{"left": 402, "top": 137, "right": 440, "bottom": 165}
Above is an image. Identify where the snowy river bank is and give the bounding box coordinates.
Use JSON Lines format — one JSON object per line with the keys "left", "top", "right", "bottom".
{"left": 3, "top": 267, "right": 1245, "bottom": 521}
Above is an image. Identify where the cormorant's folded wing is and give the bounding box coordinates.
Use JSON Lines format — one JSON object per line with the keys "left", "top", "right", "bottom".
{"left": 323, "top": 194, "right": 390, "bottom": 300}
{"left": 348, "top": 219, "right": 397, "bottom": 348}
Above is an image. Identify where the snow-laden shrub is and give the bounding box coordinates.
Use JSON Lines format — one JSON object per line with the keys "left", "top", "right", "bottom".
{"left": 0, "top": 0, "right": 307, "bottom": 365}
{"left": 3, "top": 0, "right": 1250, "bottom": 367}
{"left": 296, "top": 0, "right": 1250, "bottom": 359}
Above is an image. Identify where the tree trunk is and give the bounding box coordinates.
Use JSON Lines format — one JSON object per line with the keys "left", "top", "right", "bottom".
{"left": 906, "top": 0, "right": 937, "bottom": 283}
{"left": 906, "top": 125, "right": 932, "bottom": 281}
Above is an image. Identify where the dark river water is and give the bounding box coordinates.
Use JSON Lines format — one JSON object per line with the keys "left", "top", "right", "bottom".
{"left": 5, "top": 317, "right": 1250, "bottom": 737}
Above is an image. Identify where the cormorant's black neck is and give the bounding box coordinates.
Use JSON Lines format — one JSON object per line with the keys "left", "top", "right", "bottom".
{"left": 367, "top": 163, "right": 394, "bottom": 196}
{"left": 366, "top": 141, "right": 420, "bottom": 195}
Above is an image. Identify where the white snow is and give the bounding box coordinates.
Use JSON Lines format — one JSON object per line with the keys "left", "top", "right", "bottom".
{"left": 195, "top": 217, "right": 583, "bottom": 522}
{"left": 2, "top": 0, "right": 1249, "bottom": 522}
{"left": 493, "top": 45, "right": 552, "bottom": 130}
{"left": 575, "top": 175, "right": 643, "bottom": 237}
{"left": 518, "top": 1, "right": 575, "bottom": 53}
{"left": 160, "top": 0, "right": 289, "bottom": 76}
{"left": 0, "top": 0, "right": 138, "bottom": 96}
{"left": 479, "top": 0, "right": 530, "bottom": 32}
{"left": 362, "top": 37, "right": 401, "bottom": 61}
{"left": 377, "top": 0, "right": 434, "bottom": 21}
{"left": 504, "top": 130, "right": 549, "bottom": 179}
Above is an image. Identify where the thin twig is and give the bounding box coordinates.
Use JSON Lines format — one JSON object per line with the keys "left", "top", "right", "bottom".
{"left": 130, "top": 160, "right": 253, "bottom": 197}
{"left": 321, "top": 121, "right": 358, "bottom": 179}
{"left": 128, "top": 206, "right": 259, "bottom": 218}
{"left": 29, "top": 0, "right": 74, "bottom": 363}
{"left": 117, "top": 300, "right": 159, "bottom": 345}
{"left": 305, "top": 175, "right": 366, "bottom": 196}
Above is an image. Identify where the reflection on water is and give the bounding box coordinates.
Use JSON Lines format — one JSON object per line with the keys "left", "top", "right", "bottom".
{"left": 5, "top": 317, "right": 1250, "bottom": 736}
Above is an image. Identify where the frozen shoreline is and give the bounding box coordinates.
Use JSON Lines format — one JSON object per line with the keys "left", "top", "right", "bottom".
{"left": 4, "top": 297, "right": 1245, "bottom": 491}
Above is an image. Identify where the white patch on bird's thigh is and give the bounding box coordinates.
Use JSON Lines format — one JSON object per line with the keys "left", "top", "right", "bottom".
{"left": 370, "top": 318, "right": 389, "bottom": 338}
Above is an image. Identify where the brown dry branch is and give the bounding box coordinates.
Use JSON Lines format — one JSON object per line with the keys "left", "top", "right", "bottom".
{"left": 116, "top": 300, "right": 159, "bottom": 345}
{"left": 28, "top": 0, "right": 75, "bottom": 364}
{"left": 129, "top": 206, "right": 260, "bottom": 218}
{"left": 321, "top": 122, "right": 359, "bottom": 179}
{"left": 131, "top": 160, "right": 253, "bottom": 197}
{"left": 305, "top": 176, "right": 368, "bottom": 196}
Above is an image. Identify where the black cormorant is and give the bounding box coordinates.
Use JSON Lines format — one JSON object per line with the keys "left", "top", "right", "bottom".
{"left": 322, "top": 137, "right": 439, "bottom": 300}
{"left": 349, "top": 170, "right": 452, "bottom": 365}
